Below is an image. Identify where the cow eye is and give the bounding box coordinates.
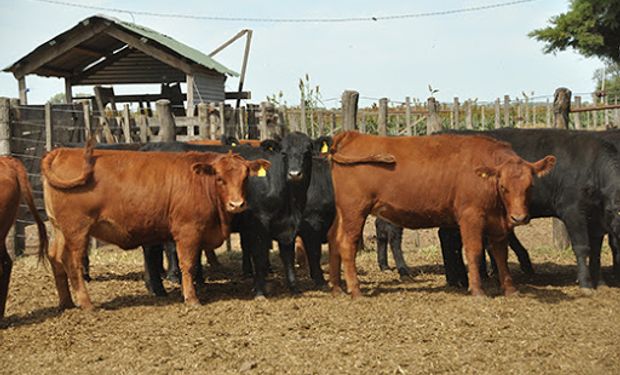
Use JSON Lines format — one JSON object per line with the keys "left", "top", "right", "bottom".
{"left": 216, "top": 177, "right": 225, "bottom": 185}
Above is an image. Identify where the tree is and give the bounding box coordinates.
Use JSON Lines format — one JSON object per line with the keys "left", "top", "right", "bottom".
{"left": 529, "top": 0, "right": 620, "bottom": 64}
{"left": 48, "top": 92, "right": 65, "bottom": 104}
{"left": 593, "top": 62, "right": 620, "bottom": 98}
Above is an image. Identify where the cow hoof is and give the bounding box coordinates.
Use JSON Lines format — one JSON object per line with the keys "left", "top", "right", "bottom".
{"left": 504, "top": 287, "right": 519, "bottom": 297}
{"left": 579, "top": 287, "right": 595, "bottom": 296}
{"left": 184, "top": 298, "right": 201, "bottom": 306}
{"left": 58, "top": 301, "right": 76, "bottom": 310}
{"left": 469, "top": 289, "right": 486, "bottom": 298}
{"left": 331, "top": 286, "right": 345, "bottom": 297}
{"left": 166, "top": 274, "right": 181, "bottom": 285}
{"left": 350, "top": 289, "right": 363, "bottom": 299}
{"left": 379, "top": 265, "right": 389, "bottom": 272}
{"left": 152, "top": 288, "right": 167, "bottom": 297}
{"left": 254, "top": 294, "right": 267, "bottom": 301}
{"left": 83, "top": 274, "right": 92, "bottom": 283}
{"left": 398, "top": 267, "right": 413, "bottom": 278}
{"left": 313, "top": 279, "right": 328, "bottom": 290}
{"left": 289, "top": 286, "right": 302, "bottom": 295}
{"left": 80, "top": 303, "right": 96, "bottom": 311}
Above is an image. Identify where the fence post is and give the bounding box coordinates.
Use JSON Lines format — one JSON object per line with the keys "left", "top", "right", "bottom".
{"left": 573, "top": 95, "right": 582, "bottom": 129}
{"left": 156, "top": 99, "right": 176, "bottom": 142}
{"left": 218, "top": 103, "right": 227, "bottom": 137}
{"left": 614, "top": 98, "right": 619, "bottom": 128}
{"left": 405, "top": 97, "right": 412, "bottom": 136}
{"left": 516, "top": 98, "right": 523, "bottom": 128}
{"left": 494, "top": 98, "right": 500, "bottom": 128}
{"left": 208, "top": 103, "right": 218, "bottom": 140}
{"left": 122, "top": 104, "right": 132, "bottom": 143}
{"left": 378, "top": 98, "right": 388, "bottom": 136}
{"left": 341, "top": 90, "right": 359, "bottom": 131}
{"left": 452, "top": 97, "right": 459, "bottom": 129}
{"left": 300, "top": 97, "right": 307, "bottom": 134}
{"left": 360, "top": 111, "right": 367, "bottom": 134}
{"left": 480, "top": 104, "right": 486, "bottom": 129}
{"left": 465, "top": 100, "right": 473, "bottom": 129}
{"left": 198, "top": 103, "right": 208, "bottom": 139}
{"left": 553, "top": 87, "right": 571, "bottom": 129}
{"left": 426, "top": 97, "right": 441, "bottom": 135}
{"left": 330, "top": 111, "right": 336, "bottom": 135}
{"left": 524, "top": 95, "right": 530, "bottom": 126}
{"left": 0, "top": 98, "right": 17, "bottom": 257}
{"left": 503, "top": 95, "right": 510, "bottom": 127}
{"left": 546, "top": 98, "right": 551, "bottom": 128}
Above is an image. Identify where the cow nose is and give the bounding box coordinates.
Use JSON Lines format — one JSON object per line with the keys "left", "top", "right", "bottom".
{"left": 288, "top": 170, "right": 303, "bottom": 181}
{"left": 510, "top": 214, "right": 530, "bottom": 225}
{"left": 227, "top": 200, "right": 246, "bottom": 212}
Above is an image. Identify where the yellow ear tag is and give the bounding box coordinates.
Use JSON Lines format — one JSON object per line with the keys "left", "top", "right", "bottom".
{"left": 321, "top": 142, "right": 328, "bottom": 153}
{"left": 257, "top": 166, "right": 267, "bottom": 177}
{"left": 231, "top": 142, "right": 237, "bottom": 147}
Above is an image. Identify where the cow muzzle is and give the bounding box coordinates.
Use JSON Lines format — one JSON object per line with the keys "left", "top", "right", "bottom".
{"left": 510, "top": 214, "right": 530, "bottom": 226}
{"left": 288, "top": 170, "right": 304, "bottom": 182}
{"left": 227, "top": 200, "right": 247, "bottom": 213}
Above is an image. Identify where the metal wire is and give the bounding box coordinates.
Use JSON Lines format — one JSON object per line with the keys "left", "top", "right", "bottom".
{"left": 11, "top": 153, "right": 42, "bottom": 160}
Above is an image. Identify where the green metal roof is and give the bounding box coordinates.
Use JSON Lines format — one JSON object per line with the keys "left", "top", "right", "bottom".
{"left": 109, "top": 16, "right": 238, "bottom": 77}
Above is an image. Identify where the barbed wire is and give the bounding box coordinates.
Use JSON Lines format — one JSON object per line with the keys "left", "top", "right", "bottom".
{"left": 30, "top": 0, "right": 537, "bottom": 23}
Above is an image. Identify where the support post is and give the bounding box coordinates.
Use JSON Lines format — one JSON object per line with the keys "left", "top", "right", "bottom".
{"left": 452, "top": 97, "right": 459, "bottom": 129}
{"left": 18, "top": 77, "right": 27, "bottom": 105}
{"left": 465, "top": 100, "right": 472, "bottom": 129}
{"left": 122, "top": 104, "right": 132, "bottom": 143}
{"left": 480, "top": 104, "right": 486, "bottom": 129}
{"left": 573, "top": 95, "right": 582, "bottom": 129}
{"left": 45, "top": 102, "right": 53, "bottom": 151}
{"left": 426, "top": 97, "right": 441, "bottom": 135}
{"left": 259, "top": 101, "right": 268, "bottom": 140}
{"left": 0, "top": 98, "right": 14, "bottom": 256}
{"left": 378, "top": 98, "right": 388, "bottom": 136}
{"left": 82, "top": 100, "right": 92, "bottom": 140}
{"left": 405, "top": 96, "right": 412, "bottom": 136}
{"left": 546, "top": 98, "right": 551, "bottom": 128}
{"left": 553, "top": 87, "right": 571, "bottom": 129}
{"left": 156, "top": 99, "right": 176, "bottom": 142}
{"left": 341, "top": 90, "right": 359, "bottom": 131}
{"left": 494, "top": 98, "right": 500, "bottom": 128}
{"left": 503, "top": 95, "right": 510, "bottom": 127}
{"left": 300, "top": 96, "right": 307, "bottom": 134}
{"left": 330, "top": 111, "right": 336, "bottom": 136}
{"left": 198, "top": 103, "right": 209, "bottom": 139}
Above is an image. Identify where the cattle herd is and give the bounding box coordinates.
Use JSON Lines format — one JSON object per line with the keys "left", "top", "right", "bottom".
{"left": 2, "top": 127, "right": 620, "bottom": 319}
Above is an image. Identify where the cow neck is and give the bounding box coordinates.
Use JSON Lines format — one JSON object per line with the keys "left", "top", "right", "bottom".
{"left": 207, "top": 175, "right": 233, "bottom": 241}
{"left": 596, "top": 148, "right": 620, "bottom": 208}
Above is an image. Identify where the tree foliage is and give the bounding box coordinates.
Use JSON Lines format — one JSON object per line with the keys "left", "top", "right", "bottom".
{"left": 529, "top": 0, "right": 620, "bottom": 63}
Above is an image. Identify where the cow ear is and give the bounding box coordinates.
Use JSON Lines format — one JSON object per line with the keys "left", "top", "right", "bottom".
{"left": 249, "top": 159, "right": 271, "bottom": 177}
{"left": 192, "top": 162, "right": 216, "bottom": 175}
{"left": 475, "top": 166, "right": 497, "bottom": 179}
{"left": 531, "top": 155, "right": 556, "bottom": 177}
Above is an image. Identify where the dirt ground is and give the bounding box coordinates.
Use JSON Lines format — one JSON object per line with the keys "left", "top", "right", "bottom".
{"left": 1, "top": 218, "right": 620, "bottom": 374}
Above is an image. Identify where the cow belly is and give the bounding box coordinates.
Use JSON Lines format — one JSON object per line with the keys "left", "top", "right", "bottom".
{"left": 90, "top": 218, "right": 166, "bottom": 250}
{"left": 372, "top": 202, "right": 456, "bottom": 230}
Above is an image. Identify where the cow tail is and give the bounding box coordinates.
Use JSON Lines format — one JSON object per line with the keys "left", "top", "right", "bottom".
{"left": 330, "top": 153, "right": 396, "bottom": 165}
{"left": 11, "top": 158, "right": 48, "bottom": 262}
{"left": 41, "top": 138, "right": 95, "bottom": 189}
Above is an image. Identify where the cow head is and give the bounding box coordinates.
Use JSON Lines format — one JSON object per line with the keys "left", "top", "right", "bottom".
{"left": 312, "top": 136, "right": 333, "bottom": 157}
{"left": 477, "top": 155, "right": 556, "bottom": 226}
{"left": 281, "top": 132, "right": 313, "bottom": 183}
{"left": 192, "top": 153, "right": 271, "bottom": 214}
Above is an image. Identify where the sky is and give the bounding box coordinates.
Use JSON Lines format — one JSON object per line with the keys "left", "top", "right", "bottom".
{"left": 0, "top": 0, "right": 603, "bottom": 107}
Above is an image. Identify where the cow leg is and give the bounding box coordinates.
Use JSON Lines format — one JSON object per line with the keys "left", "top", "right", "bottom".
{"left": 81, "top": 249, "right": 91, "bottom": 282}
{"left": 174, "top": 239, "right": 201, "bottom": 305}
{"left": 328, "top": 224, "right": 343, "bottom": 296}
{"left": 278, "top": 241, "right": 300, "bottom": 294}
{"left": 64, "top": 235, "right": 94, "bottom": 310}
{"left": 438, "top": 228, "right": 468, "bottom": 288}
{"left": 0, "top": 242, "right": 12, "bottom": 318}
{"left": 48, "top": 232, "right": 75, "bottom": 310}
{"left": 300, "top": 232, "right": 326, "bottom": 288}
{"left": 205, "top": 249, "right": 221, "bottom": 268}
{"left": 375, "top": 219, "right": 389, "bottom": 271}
{"left": 240, "top": 231, "right": 254, "bottom": 278}
{"left": 508, "top": 232, "right": 534, "bottom": 275}
{"left": 388, "top": 225, "right": 411, "bottom": 277}
{"left": 331, "top": 209, "right": 366, "bottom": 298}
{"left": 142, "top": 244, "right": 167, "bottom": 297}
{"left": 295, "top": 236, "right": 308, "bottom": 271}
{"left": 588, "top": 230, "right": 604, "bottom": 287}
{"left": 164, "top": 242, "right": 181, "bottom": 284}
{"left": 609, "top": 234, "right": 620, "bottom": 280}
{"left": 562, "top": 216, "right": 593, "bottom": 290}
{"left": 487, "top": 238, "right": 518, "bottom": 296}
{"left": 459, "top": 219, "right": 486, "bottom": 296}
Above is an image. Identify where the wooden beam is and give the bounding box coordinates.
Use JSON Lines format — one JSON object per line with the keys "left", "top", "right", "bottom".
{"left": 208, "top": 29, "right": 249, "bottom": 57}
{"left": 36, "top": 66, "right": 73, "bottom": 77}
{"left": 64, "top": 77, "right": 73, "bottom": 104}
{"left": 226, "top": 91, "right": 251, "bottom": 100}
{"left": 106, "top": 28, "right": 193, "bottom": 75}
{"left": 186, "top": 74, "right": 195, "bottom": 116}
{"left": 18, "top": 77, "right": 27, "bottom": 105}
{"left": 72, "top": 45, "right": 133, "bottom": 83}
{"left": 73, "top": 46, "right": 106, "bottom": 58}
{"left": 236, "top": 30, "right": 252, "bottom": 108}
{"left": 12, "top": 21, "right": 110, "bottom": 79}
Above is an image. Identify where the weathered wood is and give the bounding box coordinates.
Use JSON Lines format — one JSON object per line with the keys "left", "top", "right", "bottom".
{"left": 480, "top": 105, "right": 486, "bottom": 129}
{"left": 494, "top": 98, "right": 500, "bottom": 128}
{"left": 122, "top": 104, "right": 132, "bottom": 143}
{"left": 238, "top": 106, "right": 247, "bottom": 139}
{"left": 341, "top": 90, "right": 359, "bottom": 131}
{"left": 405, "top": 97, "right": 412, "bottom": 136}
{"left": 64, "top": 78, "right": 73, "bottom": 104}
{"left": 524, "top": 95, "right": 530, "bottom": 126}
{"left": 259, "top": 102, "right": 268, "bottom": 140}
{"left": 81, "top": 100, "right": 92, "bottom": 140}
{"left": 197, "top": 103, "right": 208, "bottom": 138}
{"left": 330, "top": 111, "right": 336, "bottom": 136}
{"left": 138, "top": 114, "right": 148, "bottom": 143}
{"left": 219, "top": 103, "right": 226, "bottom": 136}
{"left": 553, "top": 88, "right": 571, "bottom": 129}
{"left": 45, "top": 102, "right": 53, "bottom": 151}
{"left": 426, "top": 97, "right": 441, "bottom": 135}
{"left": 546, "top": 99, "right": 551, "bottom": 128}
{"left": 186, "top": 74, "right": 195, "bottom": 115}
{"left": 208, "top": 103, "right": 219, "bottom": 140}
{"left": 18, "top": 77, "right": 27, "bottom": 105}
{"left": 615, "top": 98, "right": 620, "bottom": 128}
{"left": 378, "top": 98, "right": 388, "bottom": 136}
{"left": 359, "top": 111, "right": 366, "bottom": 134}
{"left": 552, "top": 219, "right": 571, "bottom": 250}
{"left": 452, "top": 97, "right": 459, "bottom": 129}
{"left": 503, "top": 95, "right": 510, "bottom": 128}
{"left": 516, "top": 99, "right": 523, "bottom": 128}
{"left": 318, "top": 109, "right": 325, "bottom": 136}
{"left": 156, "top": 99, "right": 175, "bottom": 142}
{"left": 573, "top": 96, "right": 582, "bottom": 129}
{"left": 465, "top": 100, "right": 472, "bottom": 129}
{"left": 300, "top": 97, "right": 307, "bottom": 134}
{"left": 0, "top": 98, "right": 11, "bottom": 156}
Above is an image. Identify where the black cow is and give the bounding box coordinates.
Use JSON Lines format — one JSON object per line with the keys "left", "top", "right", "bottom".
{"left": 439, "top": 129, "right": 620, "bottom": 291}
{"left": 374, "top": 218, "right": 410, "bottom": 276}
{"left": 139, "top": 133, "right": 313, "bottom": 298}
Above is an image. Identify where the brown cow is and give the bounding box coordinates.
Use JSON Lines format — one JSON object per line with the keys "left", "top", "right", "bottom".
{"left": 41, "top": 141, "right": 269, "bottom": 310}
{"left": 328, "top": 131, "right": 555, "bottom": 297}
{"left": 0, "top": 157, "right": 48, "bottom": 318}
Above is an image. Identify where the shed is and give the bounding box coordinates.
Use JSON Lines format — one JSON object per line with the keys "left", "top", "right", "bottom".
{"left": 3, "top": 15, "right": 239, "bottom": 111}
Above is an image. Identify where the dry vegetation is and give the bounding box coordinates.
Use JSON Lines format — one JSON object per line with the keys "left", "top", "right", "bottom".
{"left": 1, "top": 218, "right": 619, "bottom": 374}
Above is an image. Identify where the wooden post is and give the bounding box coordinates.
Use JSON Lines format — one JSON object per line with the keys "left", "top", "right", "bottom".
{"left": 573, "top": 95, "right": 582, "bottom": 129}
{"left": 330, "top": 111, "right": 336, "bottom": 135}
{"left": 341, "top": 90, "right": 359, "bottom": 131}
{"left": 197, "top": 103, "right": 208, "bottom": 139}
{"left": 238, "top": 106, "right": 247, "bottom": 139}
{"left": 378, "top": 98, "right": 388, "bottom": 136}
{"left": 0, "top": 98, "right": 17, "bottom": 257}
{"left": 359, "top": 111, "right": 366, "bottom": 134}
{"left": 426, "top": 97, "right": 441, "bottom": 135}
{"left": 546, "top": 98, "right": 551, "bottom": 128}
{"left": 208, "top": 103, "right": 219, "bottom": 140}
{"left": 480, "top": 104, "right": 486, "bottom": 129}
{"left": 122, "top": 104, "right": 132, "bottom": 143}
{"left": 45, "top": 102, "right": 53, "bottom": 151}
{"left": 300, "top": 97, "right": 307, "bottom": 134}
{"left": 553, "top": 88, "right": 571, "bottom": 129}
{"left": 317, "top": 109, "right": 325, "bottom": 135}
{"left": 82, "top": 100, "right": 92, "bottom": 140}
{"left": 259, "top": 101, "right": 268, "bottom": 140}
{"left": 615, "top": 98, "right": 620, "bottom": 128}
{"left": 156, "top": 99, "right": 175, "bottom": 141}
{"left": 465, "top": 100, "right": 472, "bottom": 129}
{"left": 452, "top": 97, "right": 459, "bottom": 129}
{"left": 591, "top": 94, "right": 598, "bottom": 129}
{"left": 494, "top": 98, "right": 500, "bottom": 128}
{"left": 218, "top": 103, "right": 226, "bottom": 137}
{"left": 18, "top": 77, "right": 27, "bottom": 105}
{"left": 186, "top": 74, "right": 195, "bottom": 116}
{"left": 516, "top": 99, "right": 523, "bottom": 128}
{"left": 138, "top": 114, "right": 148, "bottom": 143}
{"left": 405, "top": 97, "right": 412, "bottom": 136}
{"left": 503, "top": 95, "right": 510, "bottom": 128}
{"left": 524, "top": 95, "right": 530, "bottom": 126}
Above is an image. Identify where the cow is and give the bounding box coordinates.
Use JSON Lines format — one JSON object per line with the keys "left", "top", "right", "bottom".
{"left": 41, "top": 140, "right": 268, "bottom": 309}
{"left": 375, "top": 218, "right": 410, "bottom": 276}
{"left": 439, "top": 129, "right": 620, "bottom": 292}
{"left": 137, "top": 132, "right": 313, "bottom": 298}
{"left": 0, "top": 157, "right": 48, "bottom": 318}
{"left": 328, "top": 131, "right": 555, "bottom": 297}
